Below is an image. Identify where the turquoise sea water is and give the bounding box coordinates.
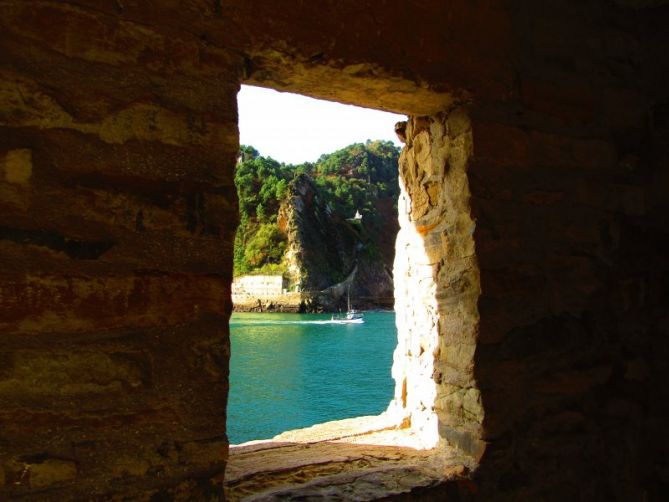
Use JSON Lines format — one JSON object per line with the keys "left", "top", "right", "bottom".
{"left": 227, "top": 311, "right": 397, "bottom": 444}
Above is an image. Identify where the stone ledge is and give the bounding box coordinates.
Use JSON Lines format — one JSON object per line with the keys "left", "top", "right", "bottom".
{"left": 224, "top": 415, "right": 472, "bottom": 501}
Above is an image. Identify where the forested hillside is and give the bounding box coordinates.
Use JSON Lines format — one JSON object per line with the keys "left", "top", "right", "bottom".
{"left": 233, "top": 141, "right": 401, "bottom": 287}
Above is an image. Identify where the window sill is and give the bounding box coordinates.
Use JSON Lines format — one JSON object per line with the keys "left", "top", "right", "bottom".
{"left": 224, "top": 415, "right": 471, "bottom": 501}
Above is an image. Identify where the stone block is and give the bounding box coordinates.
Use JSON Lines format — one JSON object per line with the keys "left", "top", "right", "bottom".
{"left": 539, "top": 411, "right": 586, "bottom": 433}
{"left": 477, "top": 292, "right": 551, "bottom": 345}
{"left": 522, "top": 189, "right": 565, "bottom": 206}
{"left": 3, "top": 457, "right": 77, "bottom": 489}
{"left": 0, "top": 273, "right": 229, "bottom": 334}
{"left": 0, "top": 350, "right": 149, "bottom": 402}
{"left": 180, "top": 438, "right": 229, "bottom": 466}
{"left": 438, "top": 423, "right": 486, "bottom": 460}
{"left": 528, "top": 130, "right": 579, "bottom": 168}
{"left": 435, "top": 342, "right": 477, "bottom": 373}
{"left": 480, "top": 265, "right": 547, "bottom": 298}
{"left": 536, "top": 365, "right": 612, "bottom": 395}
{"left": 447, "top": 107, "right": 472, "bottom": 139}
{"left": 1, "top": 149, "right": 32, "bottom": 185}
{"left": 600, "top": 87, "right": 648, "bottom": 129}
{"left": 520, "top": 77, "right": 597, "bottom": 126}
{"left": 9, "top": 127, "right": 236, "bottom": 184}
{"left": 613, "top": 184, "right": 647, "bottom": 215}
{"left": 27, "top": 459, "right": 77, "bottom": 488}
{"left": 472, "top": 122, "right": 530, "bottom": 168}
{"left": 109, "top": 456, "right": 152, "bottom": 479}
{"left": 0, "top": 72, "right": 238, "bottom": 150}
{"left": 570, "top": 137, "right": 617, "bottom": 170}
{"left": 0, "top": 2, "right": 242, "bottom": 77}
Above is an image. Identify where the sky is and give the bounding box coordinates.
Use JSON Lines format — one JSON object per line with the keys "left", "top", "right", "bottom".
{"left": 237, "top": 85, "right": 406, "bottom": 165}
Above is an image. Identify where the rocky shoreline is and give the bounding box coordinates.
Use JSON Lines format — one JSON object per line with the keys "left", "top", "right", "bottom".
{"left": 232, "top": 296, "right": 394, "bottom": 313}
{"left": 232, "top": 298, "right": 304, "bottom": 313}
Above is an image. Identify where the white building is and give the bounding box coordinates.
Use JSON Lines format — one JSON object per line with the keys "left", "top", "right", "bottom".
{"left": 232, "top": 275, "right": 288, "bottom": 298}
{"left": 347, "top": 210, "right": 363, "bottom": 222}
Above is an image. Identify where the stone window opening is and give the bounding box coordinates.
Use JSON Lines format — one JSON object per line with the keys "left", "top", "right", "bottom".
{"left": 228, "top": 87, "right": 403, "bottom": 442}
{"left": 225, "top": 95, "right": 484, "bottom": 500}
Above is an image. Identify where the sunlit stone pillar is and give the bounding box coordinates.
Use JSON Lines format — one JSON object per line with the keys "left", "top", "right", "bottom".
{"left": 388, "top": 110, "right": 483, "bottom": 457}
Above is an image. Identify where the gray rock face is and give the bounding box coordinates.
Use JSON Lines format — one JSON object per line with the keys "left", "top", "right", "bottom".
{"left": 279, "top": 174, "right": 394, "bottom": 311}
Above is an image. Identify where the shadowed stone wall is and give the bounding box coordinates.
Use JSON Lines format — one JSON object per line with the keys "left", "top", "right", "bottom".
{"left": 1, "top": 0, "right": 668, "bottom": 500}
{"left": 0, "top": 3, "right": 241, "bottom": 499}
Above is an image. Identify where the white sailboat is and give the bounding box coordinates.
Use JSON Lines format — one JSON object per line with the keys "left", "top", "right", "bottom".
{"left": 331, "top": 285, "right": 364, "bottom": 324}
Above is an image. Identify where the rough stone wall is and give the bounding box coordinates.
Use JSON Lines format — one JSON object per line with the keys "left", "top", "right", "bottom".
{"left": 390, "top": 112, "right": 483, "bottom": 459}
{"left": 463, "top": 3, "right": 669, "bottom": 499}
{"left": 468, "top": 95, "right": 669, "bottom": 498}
{"left": 0, "top": 0, "right": 668, "bottom": 500}
{"left": 0, "top": 3, "right": 241, "bottom": 499}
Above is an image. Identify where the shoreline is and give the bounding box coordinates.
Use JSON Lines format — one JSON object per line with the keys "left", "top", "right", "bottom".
{"left": 232, "top": 297, "right": 394, "bottom": 314}
{"left": 231, "top": 307, "right": 396, "bottom": 314}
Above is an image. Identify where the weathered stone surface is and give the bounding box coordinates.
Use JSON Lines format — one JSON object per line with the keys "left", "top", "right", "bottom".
{"left": 1, "top": 0, "right": 668, "bottom": 500}
{"left": 2, "top": 149, "right": 32, "bottom": 185}
{"left": 225, "top": 416, "right": 471, "bottom": 501}
{"left": 277, "top": 175, "right": 395, "bottom": 311}
{"left": 0, "top": 2, "right": 238, "bottom": 498}
{"left": 4, "top": 457, "right": 78, "bottom": 490}
{"left": 389, "top": 111, "right": 482, "bottom": 459}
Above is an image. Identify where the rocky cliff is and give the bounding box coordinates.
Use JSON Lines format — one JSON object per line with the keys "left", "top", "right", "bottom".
{"left": 234, "top": 141, "right": 400, "bottom": 312}
{"left": 278, "top": 175, "right": 395, "bottom": 311}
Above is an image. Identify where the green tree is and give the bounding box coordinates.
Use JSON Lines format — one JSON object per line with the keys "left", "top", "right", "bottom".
{"left": 233, "top": 141, "right": 400, "bottom": 277}
{"left": 243, "top": 223, "right": 286, "bottom": 267}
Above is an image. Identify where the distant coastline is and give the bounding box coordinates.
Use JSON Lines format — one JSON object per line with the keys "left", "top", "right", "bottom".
{"left": 233, "top": 142, "right": 398, "bottom": 313}
{"left": 232, "top": 293, "right": 304, "bottom": 313}
{"left": 231, "top": 293, "right": 394, "bottom": 313}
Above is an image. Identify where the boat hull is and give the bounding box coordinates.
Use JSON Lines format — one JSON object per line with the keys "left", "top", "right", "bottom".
{"left": 330, "top": 318, "right": 364, "bottom": 324}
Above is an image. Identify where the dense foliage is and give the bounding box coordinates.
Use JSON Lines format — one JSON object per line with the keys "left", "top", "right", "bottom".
{"left": 233, "top": 140, "right": 400, "bottom": 277}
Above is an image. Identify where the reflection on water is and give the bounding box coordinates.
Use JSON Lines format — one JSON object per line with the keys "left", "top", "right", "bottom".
{"left": 227, "top": 311, "right": 397, "bottom": 444}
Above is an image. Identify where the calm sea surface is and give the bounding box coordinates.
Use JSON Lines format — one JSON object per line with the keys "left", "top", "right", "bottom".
{"left": 227, "top": 311, "right": 397, "bottom": 444}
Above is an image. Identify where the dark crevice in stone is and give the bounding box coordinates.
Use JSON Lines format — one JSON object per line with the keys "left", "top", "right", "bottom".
{"left": 307, "top": 52, "right": 325, "bottom": 63}
{"left": 135, "top": 210, "right": 146, "bottom": 232}
{"left": 186, "top": 192, "right": 206, "bottom": 234}
{"left": 18, "top": 453, "right": 52, "bottom": 463}
{"left": 0, "top": 226, "right": 116, "bottom": 259}
{"left": 242, "top": 54, "right": 254, "bottom": 79}
{"left": 652, "top": 101, "right": 669, "bottom": 130}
